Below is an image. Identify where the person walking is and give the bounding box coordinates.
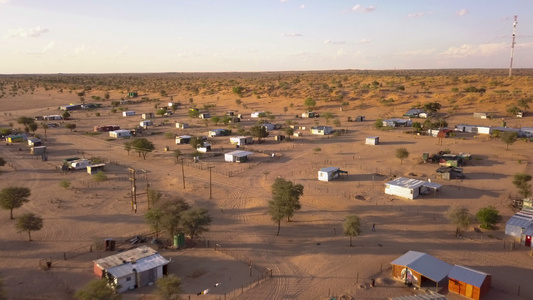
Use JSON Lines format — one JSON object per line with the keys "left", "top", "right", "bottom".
{"left": 372, "top": 223, "right": 376, "bottom": 232}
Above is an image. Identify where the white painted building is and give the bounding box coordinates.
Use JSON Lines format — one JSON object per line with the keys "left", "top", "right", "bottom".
{"left": 385, "top": 177, "right": 441, "bottom": 200}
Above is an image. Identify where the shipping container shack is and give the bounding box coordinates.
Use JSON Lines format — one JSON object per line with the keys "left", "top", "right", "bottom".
{"left": 175, "top": 135, "right": 192, "bottom": 145}
{"left": 109, "top": 130, "right": 132, "bottom": 138}
{"left": 448, "top": 265, "right": 491, "bottom": 300}
{"left": 93, "top": 246, "right": 169, "bottom": 293}
{"left": 365, "top": 136, "right": 379, "bottom": 145}
{"left": 94, "top": 125, "right": 120, "bottom": 132}
{"left": 122, "top": 111, "right": 136, "bottom": 117}
{"left": 87, "top": 164, "right": 106, "bottom": 175}
{"left": 139, "top": 120, "right": 153, "bottom": 128}
{"left": 28, "top": 138, "right": 42, "bottom": 147}
{"left": 318, "top": 167, "right": 348, "bottom": 182}
{"left": 31, "top": 146, "right": 47, "bottom": 155}
{"left": 391, "top": 250, "right": 452, "bottom": 293}
{"left": 385, "top": 177, "right": 442, "bottom": 200}
{"left": 310, "top": 126, "right": 333, "bottom": 135}
{"left": 505, "top": 210, "right": 533, "bottom": 247}
{"left": 176, "top": 122, "right": 190, "bottom": 129}
{"left": 230, "top": 136, "right": 253, "bottom": 146}
{"left": 225, "top": 150, "right": 253, "bottom": 163}
{"left": 141, "top": 113, "right": 155, "bottom": 120}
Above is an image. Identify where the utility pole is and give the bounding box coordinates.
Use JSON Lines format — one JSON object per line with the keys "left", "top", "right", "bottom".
{"left": 180, "top": 158, "right": 185, "bottom": 189}
{"left": 509, "top": 15, "right": 518, "bottom": 77}
{"left": 207, "top": 165, "right": 214, "bottom": 199}
{"left": 143, "top": 169, "right": 150, "bottom": 209}
{"left": 129, "top": 167, "right": 137, "bottom": 213}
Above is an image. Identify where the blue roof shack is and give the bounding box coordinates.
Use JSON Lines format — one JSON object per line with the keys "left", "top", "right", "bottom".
{"left": 505, "top": 210, "right": 533, "bottom": 247}
{"left": 448, "top": 265, "right": 491, "bottom": 300}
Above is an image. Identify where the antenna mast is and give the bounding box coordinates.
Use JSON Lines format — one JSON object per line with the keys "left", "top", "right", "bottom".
{"left": 509, "top": 15, "right": 518, "bottom": 77}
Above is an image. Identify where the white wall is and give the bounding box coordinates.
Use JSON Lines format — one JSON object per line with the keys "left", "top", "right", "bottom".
{"left": 385, "top": 184, "right": 417, "bottom": 199}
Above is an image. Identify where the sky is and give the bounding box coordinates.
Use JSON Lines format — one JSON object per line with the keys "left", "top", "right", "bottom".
{"left": 1, "top": 0, "right": 532, "bottom": 74}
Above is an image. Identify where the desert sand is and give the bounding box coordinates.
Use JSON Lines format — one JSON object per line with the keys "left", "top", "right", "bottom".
{"left": 0, "top": 70, "right": 532, "bottom": 300}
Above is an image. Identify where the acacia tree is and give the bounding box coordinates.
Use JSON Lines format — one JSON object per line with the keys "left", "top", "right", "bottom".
{"left": 250, "top": 125, "right": 269, "bottom": 143}
{"left": 158, "top": 198, "right": 190, "bottom": 238}
{"left": 131, "top": 138, "right": 155, "bottom": 160}
{"left": 304, "top": 97, "right": 316, "bottom": 110}
{"left": 343, "top": 215, "right": 361, "bottom": 247}
{"left": 0, "top": 186, "right": 31, "bottom": 219}
{"left": 446, "top": 206, "right": 471, "bottom": 237}
{"left": 154, "top": 274, "right": 183, "bottom": 300}
{"left": 476, "top": 206, "right": 501, "bottom": 230}
{"left": 268, "top": 177, "right": 304, "bottom": 236}
{"left": 15, "top": 213, "right": 43, "bottom": 241}
{"left": 512, "top": 173, "right": 532, "bottom": 198}
{"left": 500, "top": 131, "right": 518, "bottom": 150}
{"left": 124, "top": 141, "right": 132, "bottom": 155}
{"left": 28, "top": 123, "right": 38, "bottom": 135}
{"left": 75, "top": 278, "right": 120, "bottom": 300}
{"left": 395, "top": 147, "right": 410, "bottom": 165}
{"left": 180, "top": 208, "right": 212, "bottom": 240}
{"left": 145, "top": 208, "right": 164, "bottom": 238}
{"left": 40, "top": 122, "right": 48, "bottom": 141}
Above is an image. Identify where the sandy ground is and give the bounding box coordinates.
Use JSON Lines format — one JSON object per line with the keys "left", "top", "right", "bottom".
{"left": 0, "top": 73, "right": 532, "bottom": 300}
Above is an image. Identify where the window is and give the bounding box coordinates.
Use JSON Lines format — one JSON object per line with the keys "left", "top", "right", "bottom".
{"left": 126, "top": 277, "right": 131, "bottom": 281}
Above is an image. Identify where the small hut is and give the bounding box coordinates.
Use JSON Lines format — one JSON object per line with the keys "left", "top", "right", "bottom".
{"left": 365, "top": 136, "right": 379, "bottom": 145}
{"left": 448, "top": 265, "right": 491, "bottom": 300}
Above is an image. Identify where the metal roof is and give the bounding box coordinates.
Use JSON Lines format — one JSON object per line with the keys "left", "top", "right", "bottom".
{"left": 523, "top": 223, "right": 533, "bottom": 236}
{"left": 448, "top": 265, "right": 490, "bottom": 288}
{"left": 422, "top": 182, "right": 443, "bottom": 190}
{"left": 107, "top": 253, "right": 169, "bottom": 279}
{"left": 391, "top": 251, "right": 452, "bottom": 282}
{"left": 226, "top": 150, "right": 253, "bottom": 157}
{"left": 392, "top": 293, "right": 447, "bottom": 300}
{"left": 386, "top": 178, "right": 426, "bottom": 189}
{"left": 506, "top": 212, "right": 533, "bottom": 229}
{"left": 320, "top": 167, "right": 339, "bottom": 173}
{"left": 94, "top": 245, "right": 160, "bottom": 270}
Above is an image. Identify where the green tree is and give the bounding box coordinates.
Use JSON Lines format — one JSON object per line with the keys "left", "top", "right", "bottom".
{"left": 62, "top": 111, "right": 71, "bottom": 120}
{"left": 395, "top": 147, "right": 410, "bottom": 165}
{"left": 446, "top": 206, "right": 471, "bottom": 237}
{"left": 333, "top": 118, "right": 341, "bottom": 127}
{"left": 210, "top": 115, "right": 221, "bottom": 125}
{"left": 304, "top": 97, "right": 316, "bottom": 110}
{"left": 189, "top": 136, "right": 204, "bottom": 150}
{"left": 500, "top": 131, "right": 518, "bottom": 150}
{"left": 343, "top": 215, "right": 361, "bottom": 247}
{"left": 65, "top": 123, "right": 77, "bottom": 132}
{"left": 322, "top": 112, "right": 334, "bottom": 124}
{"left": 284, "top": 127, "right": 294, "bottom": 137}
{"left": 75, "top": 278, "right": 121, "bottom": 300}
{"left": 124, "top": 141, "right": 132, "bottom": 155}
{"left": 512, "top": 173, "right": 532, "bottom": 198}
{"left": 131, "top": 138, "right": 155, "bottom": 160}
{"left": 374, "top": 118, "right": 383, "bottom": 129}
{"left": 145, "top": 208, "right": 164, "bottom": 238}
{"left": 507, "top": 105, "right": 521, "bottom": 116}
{"left": 188, "top": 109, "right": 200, "bottom": 118}
{"left": 0, "top": 186, "right": 31, "bottom": 219}
{"left": 156, "top": 108, "right": 167, "bottom": 117}
{"left": 232, "top": 85, "right": 244, "bottom": 96}
{"left": 93, "top": 171, "right": 107, "bottom": 182}
{"left": 180, "top": 208, "right": 212, "bottom": 240}
{"left": 15, "top": 213, "right": 43, "bottom": 241}
{"left": 159, "top": 198, "right": 191, "bottom": 238}
{"left": 250, "top": 125, "right": 269, "bottom": 143}
{"left": 423, "top": 102, "right": 442, "bottom": 113}
{"left": 28, "top": 123, "right": 38, "bottom": 135}
{"left": 17, "top": 116, "right": 34, "bottom": 126}
{"left": 476, "top": 206, "right": 501, "bottom": 230}
{"left": 60, "top": 180, "right": 71, "bottom": 189}
{"left": 268, "top": 178, "right": 304, "bottom": 236}
{"left": 517, "top": 97, "right": 532, "bottom": 111}
{"left": 154, "top": 274, "right": 183, "bottom": 300}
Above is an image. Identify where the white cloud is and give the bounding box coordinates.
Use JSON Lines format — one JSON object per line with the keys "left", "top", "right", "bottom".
{"left": 456, "top": 9, "right": 469, "bottom": 17}
{"left": 280, "top": 0, "right": 288, "bottom": 2}
{"left": 352, "top": 4, "right": 376, "bottom": 13}
{"left": 358, "top": 38, "right": 372, "bottom": 43}
{"left": 74, "top": 44, "right": 86, "bottom": 54}
{"left": 282, "top": 33, "right": 302, "bottom": 37}
{"left": 408, "top": 11, "right": 433, "bottom": 18}
{"left": 440, "top": 43, "right": 505, "bottom": 58}
{"left": 324, "top": 39, "right": 346, "bottom": 45}
{"left": 300, "top": 4, "right": 305, "bottom": 9}
{"left": 337, "top": 48, "right": 347, "bottom": 56}
{"left": 0, "top": 0, "right": 10, "bottom": 3}
{"left": 6, "top": 26, "right": 49, "bottom": 38}
{"left": 41, "top": 41, "right": 54, "bottom": 53}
